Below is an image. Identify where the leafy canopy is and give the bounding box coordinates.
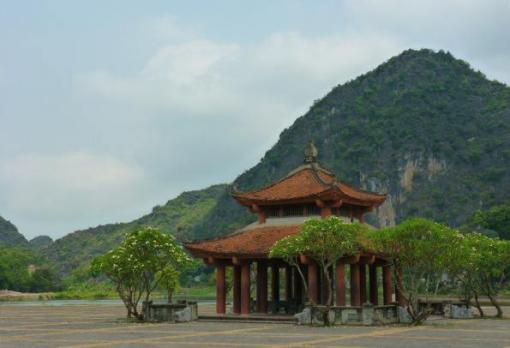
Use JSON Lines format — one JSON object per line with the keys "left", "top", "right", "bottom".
{"left": 375, "top": 218, "right": 464, "bottom": 324}
{"left": 91, "top": 227, "right": 191, "bottom": 319}
{"left": 270, "top": 216, "right": 372, "bottom": 308}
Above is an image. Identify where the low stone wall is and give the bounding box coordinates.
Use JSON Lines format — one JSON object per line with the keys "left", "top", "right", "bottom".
{"left": 142, "top": 300, "right": 198, "bottom": 323}
{"left": 295, "top": 302, "right": 475, "bottom": 326}
{"left": 295, "top": 304, "right": 399, "bottom": 326}
{"left": 418, "top": 300, "right": 473, "bottom": 319}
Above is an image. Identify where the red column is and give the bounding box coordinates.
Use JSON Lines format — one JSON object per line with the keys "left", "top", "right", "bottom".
{"left": 285, "top": 265, "right": 293, "bottom": 301}
{"left": 256, "top": 261, "right": 268, "bottom": 313}
{"left": 335, "top": 260, "right": 346, "bottom": 306}
{"left": 369, "top": 264, "right": 378, "bottom": 305}
{"left": 233, "top": 265, "right": 241, "bottom": 314}
{"left": 382, "top": 264, "right": 393, "bottom": 305}
{"left": 241, "top": 262, "right": 251, "bottom": 315}
{"left": 350, "top": 263, "right": 361, "bottom": 306}
{"left": 360, "top": 264, "right": 367, "bottom": 304}
{"left": 216, "top": 263, "right": 226, "bottom": 314}
{"left": 320, "top": 207, "right": 332, "bottom": 217}
{"left": 395, "top": 266, "right": 406, "bottom": 306}
{"left": 271, "top": 264, "right": 280, "bottom": 304}
{"left": 307, "top": 262, "right": 318, "bottom": 304}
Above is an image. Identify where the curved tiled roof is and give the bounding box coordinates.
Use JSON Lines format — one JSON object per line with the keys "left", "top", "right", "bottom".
{"left": 185, "top": 225, "right": 300, "bottom": 258}
{"left": 233, "top": 164, "right": 386, "bottom": 207}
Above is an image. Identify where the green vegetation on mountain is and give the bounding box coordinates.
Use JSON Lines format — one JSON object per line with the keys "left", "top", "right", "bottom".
{"left": 0, "top": 245, "right": 62, "bottom": 292}
{"left": 191, "top": 49, "right": 510, "bottom": 239}
{"left": 471, "top": 203, "right": 510, "bottom": 240}
{"left": 44, "top": 184, "right": 227, "bottom": 275}
{"left": 29, "top": 235, "right": 53, "bottom": 250}
{"left": 0, "top": 216, "right": 28, "bottom": 248}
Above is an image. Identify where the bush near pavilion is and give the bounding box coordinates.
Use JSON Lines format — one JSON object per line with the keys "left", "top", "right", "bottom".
{"left": 91, "top": 227, "right": 191, "bottom": 320}
{"left": 271, "top": 216, "right": 510, "bottom": 326}
{"left": 270, "top": 217, "right": 373, "bottom": 325}
{"left": 451, "top": 232, "right": 510, "bottom": 318}
{"left": 375, "top": 218, "right": 464, "bottom": 324}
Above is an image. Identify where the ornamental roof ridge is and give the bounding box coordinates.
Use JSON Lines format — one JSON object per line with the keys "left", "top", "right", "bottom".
{"left": 231, "top": 163, "right": 334, "bottom": 198}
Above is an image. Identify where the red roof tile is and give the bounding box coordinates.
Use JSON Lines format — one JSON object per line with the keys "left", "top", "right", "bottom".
{"left": 185, "top": 225, "right": 300, "bottom": 257}
{"left": 233, "top": 164, "right": 386, "bottom": 206}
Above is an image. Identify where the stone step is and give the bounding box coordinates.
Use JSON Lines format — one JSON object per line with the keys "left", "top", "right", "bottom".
{"left": 198, "top": 314, "right": 297, "bottom": 324}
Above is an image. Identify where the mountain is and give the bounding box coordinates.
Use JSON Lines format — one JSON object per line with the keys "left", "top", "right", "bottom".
{"left": 0, "top": 216, "right": 28, "bottom": 248}
{"left": 190, "top": 49, "right": 510, "bottom": 239}
{"left": 29, "top": 235, "right": 54, "bottom": 250}
{"left": 47, "top": 48, "right": 510, "bottom": 275}
{"left": 44, "top": 184, "right": 227, "bottom": 274}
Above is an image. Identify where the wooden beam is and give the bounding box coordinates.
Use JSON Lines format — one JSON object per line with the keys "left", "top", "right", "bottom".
{"left": 299, "top": 254, "right": 311, "bottom": 265}
{"left": 341, "top": 254, "right": 360, "bottom": 264}
{"left": 359, "top": 255, "right": 376, "bottom": 265}
{"left": 232, "top": 256, "right": 241, "bottom": 265}
{"left": 315, "top": 199, "right": 325, "bottom": 208}
{"left": 331, "top": 200, "right": 343, "bottom": 208}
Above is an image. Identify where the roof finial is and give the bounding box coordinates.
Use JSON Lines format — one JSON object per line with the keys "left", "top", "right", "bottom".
{"left": 304, "top": 141, "right": 318, "bottom": 164}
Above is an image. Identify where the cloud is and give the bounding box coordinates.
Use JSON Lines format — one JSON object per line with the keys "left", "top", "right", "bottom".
{"left": 76, "top": 31, "right": 402, "bottom": 125}
{"left": 0, "top": 152, "right": 144, "bottom": 222}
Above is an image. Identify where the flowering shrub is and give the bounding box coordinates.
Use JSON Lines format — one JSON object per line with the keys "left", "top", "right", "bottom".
{"left": 91, "top": 227, "right": 191, "bottom": 319}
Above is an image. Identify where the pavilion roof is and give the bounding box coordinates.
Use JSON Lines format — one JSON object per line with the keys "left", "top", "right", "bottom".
{"left": 232, "top": 163, "right": 386, "bottom": 207}
{"left": 184, "top": 224, "right": 300, "bottom": 258}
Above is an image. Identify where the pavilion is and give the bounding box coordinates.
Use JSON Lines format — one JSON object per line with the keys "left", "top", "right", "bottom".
{"left": 185, "top": 143, "right": 403, "bottom": 315}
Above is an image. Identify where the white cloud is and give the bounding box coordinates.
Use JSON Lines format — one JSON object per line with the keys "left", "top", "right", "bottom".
{"left": 76, "top": 31, "right": 402, "bottom": 126}
{"left": 0, "top": 152, "right": 144, "bottom": 222}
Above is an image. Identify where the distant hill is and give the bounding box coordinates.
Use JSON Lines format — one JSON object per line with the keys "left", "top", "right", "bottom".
{"left": 29, "top": 235, "right": 54, "bottom": 250}
{"left": 0, "top": 216, "right": 28, "bottom": 248}
{"left": 190, "top": 49, "right": 510, "bottom": 239}
{"left": 44, "top": 184, "right": 227, "bottom": 275}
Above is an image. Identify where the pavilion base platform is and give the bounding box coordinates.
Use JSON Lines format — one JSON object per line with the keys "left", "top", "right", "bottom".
{"left": 198, "top": 313, "right": 297, "bottom": 324}
{"left": 295, "top": 304, "right": 400, "bottom": 326}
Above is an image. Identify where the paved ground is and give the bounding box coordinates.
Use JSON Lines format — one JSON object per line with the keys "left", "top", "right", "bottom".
{"left": 1, "top": 304, "right": 510, "bottom": 347}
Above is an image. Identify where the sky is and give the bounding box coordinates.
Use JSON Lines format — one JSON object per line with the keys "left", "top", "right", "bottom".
{"left": 1, "top": 0, "right": 509, "bottom": 240}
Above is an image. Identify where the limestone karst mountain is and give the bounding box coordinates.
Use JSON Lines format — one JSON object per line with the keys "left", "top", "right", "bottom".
{"left": 44, "top": 49, "right": 510, "bottom": 274}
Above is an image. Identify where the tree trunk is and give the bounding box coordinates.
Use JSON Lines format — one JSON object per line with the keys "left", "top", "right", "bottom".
{"left": 292, "top": 260, "right": 310, "bottom": 304}
{"left": 167, "top": 289, "right": 173, "bottom": 304}
{"left": 473, "top": 292, "right": 484, "bottom": 317}
{"left": 324, "top": 266, "right": 333, "bottom": 307}
{"left": 488, "top": 293, "right": 503, "bottom": 318}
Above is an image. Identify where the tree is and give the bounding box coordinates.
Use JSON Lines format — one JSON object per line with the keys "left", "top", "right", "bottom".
{"left": 157, "top": 266, "right": 180, "bottom": 303}
{"left": 270, "top": 217, "right": 371, "bottom": 325}
{"left": 30, "top": 267, "right": 62, "bottom": 292}
{"left": 446, "top": 233, "right": 484, "bottom": 316}
{"left": 375, "top": 218, "right": 464, "bottom": 325}
{"left": 269, "top": 234, "right": 310, "bottom": 301}
{"left": 473, "top": 203, "right": 510, "bottom": 240}
{"left": 91, "top": 227, "right": 191, "bottom": 319}
{"left": 0, "top": 246, "right": 36, "bottom": 292}
{"left": 458, "top": 234, "right": 510, "bottom": 318}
